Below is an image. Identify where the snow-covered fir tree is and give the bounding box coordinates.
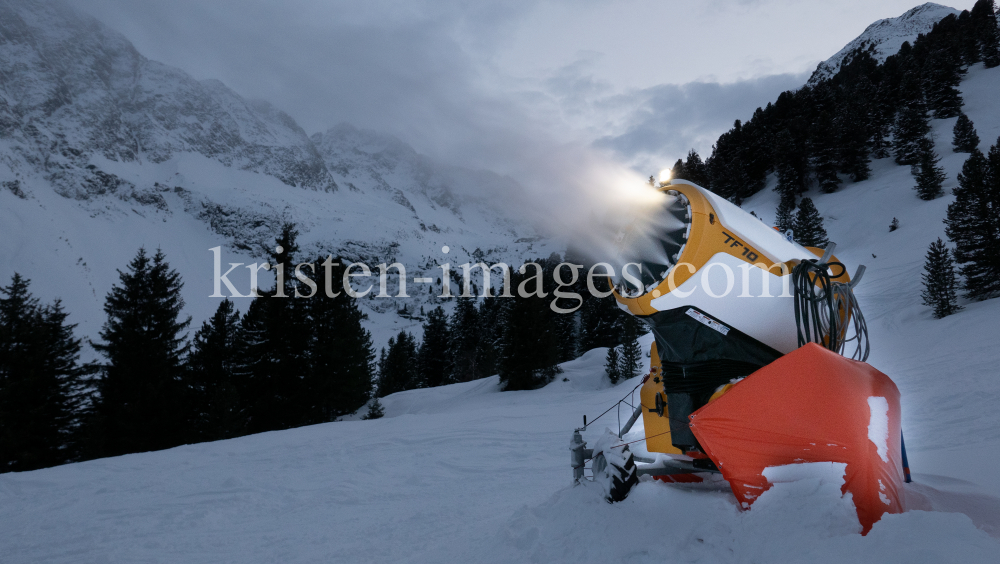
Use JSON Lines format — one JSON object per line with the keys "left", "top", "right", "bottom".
{"left": 922, "top": 47, "right": 964, "bottom": 119}
{"left": 972, "top": 0, "right": 1000, "bottom": 68}
{"left": 946, "top": 143, "right": 1000, "bottom": 301}
{"left": 921, "top": 238, "right": 963, "bottom": 319}
{"left": 775, "top": 192, "right": 796, "bottom": 234}
{"left": 604, "top": 347, "right": 622, "bottom": 384}
{"left": 363, "top": 397, "right": 385, "bottom": 420}
{"left": 793, "top": 198, "right": 830, "bottom": 248}
{"left": 89, "top": 249, "right": 191, "bottom": 458}
{"left": 417, "top": 306, "right": 451, "bottom": 388}
{"left": 378, "top": 331, "right": 419, "bottom": 396}
{"left": 617, "top": 338, "right": 643, "bottom": 382}
{"left": 0, "top": 274, "right": 88, "bottom": 472}
{"left": 953, "top": 113, "right": 981, "bottom": 153}
{"left": 893, "top": 73, "right": 931, "bottom": 166}
{"left": 810, "top": 110, "right": 842, "bottom": 193}
{"left": 187, "top": 299, "right": 246, "bottom": 441}
{"left": 914, "top": 137, "right": 946, "bottom": 200}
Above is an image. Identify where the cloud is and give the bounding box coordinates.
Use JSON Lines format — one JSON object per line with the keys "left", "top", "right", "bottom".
{"left": 68, "top": 0, "right": 816, "bottom": 264}
{"left": 595, "top": 72, "right": 810, "bottom": 174}
{"left": 72, "top": 0, "right": 545, "bottom": 166}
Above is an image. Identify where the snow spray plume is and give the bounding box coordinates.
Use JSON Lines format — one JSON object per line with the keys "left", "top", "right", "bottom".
{"left": 499, "top": 142, "right": 674, "bottom": 270}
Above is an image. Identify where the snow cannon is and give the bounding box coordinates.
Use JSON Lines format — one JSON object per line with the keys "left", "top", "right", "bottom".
{"left": 571, "top": 178, "right": 907, "bottom": 535}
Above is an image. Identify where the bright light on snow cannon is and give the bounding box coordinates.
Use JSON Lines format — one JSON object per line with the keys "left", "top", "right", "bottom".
{"left": 658, "top": 168, "right": 672, "bottom": 185}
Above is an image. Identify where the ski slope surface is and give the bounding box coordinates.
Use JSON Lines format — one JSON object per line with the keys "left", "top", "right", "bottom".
{"left": 1, "top": 334, "right": 999, "bottom": 563}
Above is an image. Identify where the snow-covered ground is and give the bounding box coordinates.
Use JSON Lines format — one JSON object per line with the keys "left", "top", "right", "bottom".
{"left": 2, "top": 336, "right": 999, "bottom": 563}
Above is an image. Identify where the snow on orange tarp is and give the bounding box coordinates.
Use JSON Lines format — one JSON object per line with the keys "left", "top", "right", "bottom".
{"left": 689, "top": 343, "right": 905, "bottom": 534}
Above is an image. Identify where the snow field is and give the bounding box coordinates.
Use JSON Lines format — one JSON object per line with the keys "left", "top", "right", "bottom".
{"left": 2, "top": 340, "right": 998, "bottom": 563}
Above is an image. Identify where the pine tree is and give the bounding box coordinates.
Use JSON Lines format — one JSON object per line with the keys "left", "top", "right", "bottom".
{"left": 473, "top": 297, "right": 503, "bottom": 378}
{"left": 836, "top": 87, "right": 873, "bottom": 182}
{"left": 303, "top": 257, "right": 375, "bottom": 422}
{"left": 945, "top": 147, "right": 1000, "bottom": 300}
{"left": 0, "top": 275, "right": 88, "bottom": 472}
{"left": 378, "top": 331, "right": 419, "bottom": 396}
{"left": 775, "top": 191, "right": 796, "bottom": 234}
{"left": 794, "top": 198, "right": 830, "bottom": 248}
{"left": 671, "top": 158, "right": 686, "bottom": 182}
{"left": 549, "top": 259, "right": 580, "bottom": 364}
{"left": 88, "top": 249, "right": 191, "bottom": 457}
{"left": 922, "top": 48, "right": 964, "bottom": 118}
{"left": 914, "top": 137, "right": 947, "bottom": 200}
{"left": 683, "top": 150, "right": 711, "bottom": 188}
{"left": 707, "top": 119, "right": 766, "bottom": 204}
{"left": 890, "top": 217, "right": 900, "bottom": 232}
{"left": 555, "top": 310, "right": 579, "bottom": 363}
{"left": 579, "top": 279, "right": 624, "bottom": 352}
{"left": 496, "top": 261, "right": 561, "bottom": 391}
{"left": 921, "top": 238, "right": 963, "bottom": 318}
{"left": 236, "top": 227, "right": 311, "bottom": 433}
{"left": 959, "top": 10, "right": 983, "bottom": 67}
{"left": 187, "top": 299, "right": 246, "bottom": 441}
{"left": 953, "top": 114, "right": 981, "bottom": 153}
{"left": 232, "top": 297, "right": 269, "bottom": 432}
{"left": 870, "top": 81, "right": 894, "bottom": 160}
{"left": 449, "top": 297, "right": 479, "bottom": 382}
{"left": 893, "top": 74, "right": 931, "bottom": 166}
{"left": 617, "top": 338, "right": 643, "bottom": 382}
{"left": 773, "top": 129, "right": 808, "bottom": 197}
{"left": 362, "top": 397, "right": 384, "bottom": 420}
{"left": 810, "top": 110, "right": 841, "bottom": 193}
{"left": 972, "top": 0, "right": 1000, "bottom": 68}
{"left": 417, "top": 306, "right": 451, "bottom": 388}
{"left": 604, "top": 347, "right": 622, "bottom": 385}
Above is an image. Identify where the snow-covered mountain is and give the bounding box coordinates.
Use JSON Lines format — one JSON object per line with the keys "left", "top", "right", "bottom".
{"left": 808, "top": 3, "right": 960, "bottom": 84}
{"left": 0, "top": 0, "right": 552, "bottom": 348}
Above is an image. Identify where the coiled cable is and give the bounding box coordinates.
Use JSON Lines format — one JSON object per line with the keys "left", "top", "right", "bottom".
{"left": 791, "top": 258, "right": 869, "bottom": 362}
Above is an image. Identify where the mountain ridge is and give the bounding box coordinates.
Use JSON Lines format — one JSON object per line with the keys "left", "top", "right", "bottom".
{"left": 808, "top": 3, "right": 960, "bottom": 85}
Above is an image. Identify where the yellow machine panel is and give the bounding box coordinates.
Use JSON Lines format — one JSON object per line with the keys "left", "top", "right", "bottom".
{"left": 640, "top": 341, "right": 682, "bottom": 455}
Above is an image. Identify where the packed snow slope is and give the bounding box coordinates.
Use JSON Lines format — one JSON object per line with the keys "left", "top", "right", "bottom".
{"left": 4, "top": 61, "right": 1000, "bottom": 564}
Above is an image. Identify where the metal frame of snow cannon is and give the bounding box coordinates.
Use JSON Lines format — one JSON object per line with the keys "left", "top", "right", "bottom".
{"left": 571, "top": 411, "right": 719, "bottom": 487}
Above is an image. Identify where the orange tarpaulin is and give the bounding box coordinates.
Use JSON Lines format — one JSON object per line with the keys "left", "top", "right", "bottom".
{"left": 689, "top": 343, "right": 905, "bottom": 534}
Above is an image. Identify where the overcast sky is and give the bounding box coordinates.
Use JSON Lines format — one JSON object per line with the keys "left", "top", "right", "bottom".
{"left": 76, "top": 0, "right": 976, "bottom": 178}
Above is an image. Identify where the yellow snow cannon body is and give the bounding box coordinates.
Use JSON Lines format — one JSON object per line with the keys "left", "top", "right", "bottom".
{"left": 570, "top": 179, "right": 905, "bottom": 535}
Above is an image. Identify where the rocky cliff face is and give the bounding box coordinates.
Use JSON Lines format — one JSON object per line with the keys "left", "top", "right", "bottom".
{"left": 0, "top": 0, "right": 339, "bottom": 199}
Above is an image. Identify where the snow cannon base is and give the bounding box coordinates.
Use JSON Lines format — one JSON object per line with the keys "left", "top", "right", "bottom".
{"left": 689, "top": 343, "right": 906, "bottom": 534}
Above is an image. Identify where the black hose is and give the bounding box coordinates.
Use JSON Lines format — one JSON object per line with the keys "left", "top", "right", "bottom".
{"left": 791, "top": 259, "right": 869, "bottom": 361}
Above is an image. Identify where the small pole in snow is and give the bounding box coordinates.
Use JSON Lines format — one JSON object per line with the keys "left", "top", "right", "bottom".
{"left": 901, "top": 431, "right": 912, "bottom": 483}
